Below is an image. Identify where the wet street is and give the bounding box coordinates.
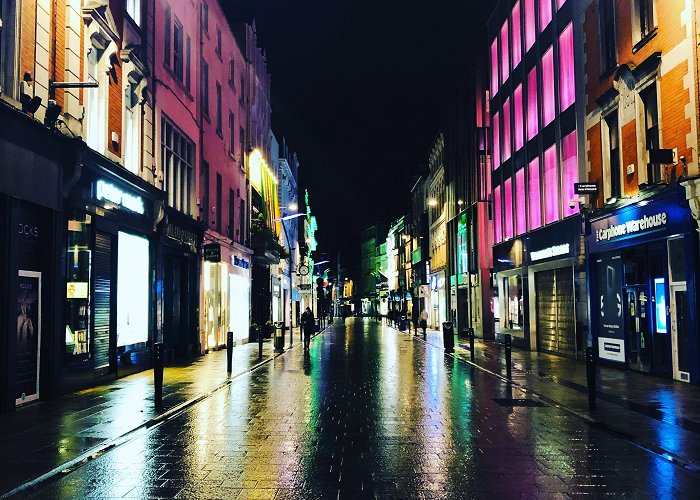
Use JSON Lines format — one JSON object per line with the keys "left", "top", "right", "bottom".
{"left": 27, "top": 318, "right": 700, "bottom": 499}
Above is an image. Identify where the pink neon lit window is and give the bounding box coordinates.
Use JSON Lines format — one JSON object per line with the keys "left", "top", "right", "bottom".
{"left": 494, "top": 185, "right": 502, "bottom": 243}
{"left": 527, "top": 67, "right": 538, "bottom": 140}
{"left": 558, "top": 23, "right": 575, "bottom": 111}
{"left": 511, "top": 1, "right": 522, "bottom": 69}
{"left": 500, "top": 21, "right": 509, "bottom": 84}
{"left": 556, "top": 0, "right": 566, "bottom": 8}
{"left": 515, "top": 167, "right": 526, "bottom": 235}
{"left": 504, "top": 177, "right": 513, "bottom": 239}
{"left": 490, "top": 38, "right": 498, "bottom": 96}
{"left": 543, "top": 144, "right": 558, "bottom": 224}
{"left": 542, "top": 47, "right": 555, "bottom": 126}
{"left": 561, "top": 131, "right": 578, "bottom": 217}
{"left": 492, "top": 111, "right": 500, "bottom": 169}
{"left": 528, "top": 158, "right": 541, "bottom": 230}
{"left": 539, "top": 0, "right": 552, "bottom": 32}
{"left": 502, "top": 98, "right": 511, "bottom": 161}
{"left": 524, "top": 0, "right": 536, "bottom": 52}
{"left": 514, "top": 84, "right": 524, "bottom": 151}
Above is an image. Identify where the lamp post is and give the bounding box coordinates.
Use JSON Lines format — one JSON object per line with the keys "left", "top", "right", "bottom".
{"left": 274, "top": 211, "right": 305, "bottom": 347}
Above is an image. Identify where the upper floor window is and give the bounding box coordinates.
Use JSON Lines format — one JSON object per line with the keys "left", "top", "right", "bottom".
{"left": 216, "top": 28, "right": 222, "bottom": 59}
{"left": 641, "top": 82, "right": 661, "bottom": 183}
{"left": 600, "top": 0, "right": 617, "bottom": 72}
{"left": 541, "top": 46, "right": 555, "bottom": 126}
{"left": 490, "top": 38, "right": 499, "bottom": 96}
{"left": 126, "top": 0, "right": 140, "bottom": 26}
{"left": 500, "top": 20, "right": 509, "bottom": 84}
{"left": 229, "top": 111, "right": 235, "bottom": 155}
{"left": 173, "top": 20, "right": 184, "bottom": 81}
{"left": 524, "top": 0, "right": 536, "bottom": 52}
{"left": 539, "top": 0, "right": 552, "bottom": 32}
{"left": 215, "top": 82, "right": 222, "bottom": 134}
{"left": 0, "top": 0, "right": 19, "bottom": 99}
{"left": 201, "top": 59, "right": 209, "bottom": 117}
{"left": 511, "top": 1, "right": 522, "bottom": 70}
{"left": 162, "top": 116, "right": 195, "bottom": 214}
{"left": 185, "top": 35, "right": 191, "bottom": 92}
{"left": 229, "top": 59, "right": 235, "bottom": 88}
{"left": 558, "top": 23, "right": 575, "bottom": 111}
{"left": 637, "top": 0, "right": 655, "bottom": 40}
{"left": 603, "top": 110, "right": 621, "bottom": 200}
{"left": 201, "top": 3, "right": 209, "bottom": 33}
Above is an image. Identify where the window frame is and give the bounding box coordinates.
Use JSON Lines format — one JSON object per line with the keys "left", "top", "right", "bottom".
{"left": 173, "top": 18, "right": 184, "bottom": 81}
{"left": 599, "top": 0, "right": 617, "bottom": 73}
{"left": 602, "top": 108, "right": 622, "bottom": 201}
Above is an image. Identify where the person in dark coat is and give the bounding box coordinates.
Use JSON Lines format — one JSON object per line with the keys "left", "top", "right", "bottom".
{"left": 301, "top": 307, "right": 315, "bottom": 351}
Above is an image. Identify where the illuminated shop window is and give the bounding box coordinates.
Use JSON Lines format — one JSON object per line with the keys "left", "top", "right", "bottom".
{"left": 514, "top": 84, "right": 524, "bottom": 151}
{"left": 511, "top": 1, "right": 522, "bottom": 69}
{"left": 490, "top": 38, "right": 499, "bottom": 95}
{"left": 528, "top": 157, "right": 541, "bottom": 230}
{"left": 527, "top": 67, "right": 538, "bottom": 140}
{"left": 117, "top": 232, "right": 149, "bottom": 347}
{"left": 543, "top": 144, "right": 558, "bottom": 224}
{"left": 539, "top": 0, "right": 552, "bottom": 32}
{"left": 504, "top": 177, "right": 513, "bottom": 240}
{"left": 494, "top": 184, "right": 502, "bottom": 243}
{"left": 502, "top": 97, "right": 511, "bottom": 162}
{"left": 515, "top": 167, "right": 526, "bottom": 235}
{"left": 524, "top": 0, "right": 536, "bottom": 52}
{"left": 492, "top": 111, "right": 500, "bottom": 169}
{"left": 542, "top": 46, "right": 555, "bottom": 126}
{"left": 561, "top": 131, "right": 578, "bottom": 217}
{"left": 500, "top": 20, "right": 509, "bottom": 84}
{"left": 558, "top": 23, "right": 575, "bottom": 111}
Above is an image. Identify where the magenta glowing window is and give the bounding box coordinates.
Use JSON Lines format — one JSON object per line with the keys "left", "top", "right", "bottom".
{"left": 490, "top": 38, "right": 498, "bottom": 96}
{"left": 494, "top": 185, "right": 502, "bottom": 243}
{"left": 527, "top": 67, "right": 538, "bottom": 140}
{"left": 543, "top": 144, "right": 558, "bottom": 224}
{"left": 514, "top": 84, "right": 524, "bottom": 151}
{"left": 524, "top": 0, "right": 536, "bottom": 52}
{"left": 515, "top": 167, "right": 527, "bottom": 235}
{"left": 561, "top": 131, "right": 578, "bottom": 217}
{"left": 500, "top": 21, "right": 509, "bottom": 84}
{"left": 504, "top": 177, "right": 513, "bottom": 239}
{"left": 511, "top": 1, "right": 522, "bottom": 69}
{"left": 492, "top": 111, "right": 500, "bottom": 169}
{"left": 502, "top": 98, "right": 511, "bottom": 161}
{"left": 556, "top": 0, "right": 566, "bottom": 8}
{"left": 528, "top": 158, "right": 541, "bottom": 230}
{"left": 539, "top": 0, "right": 552, "bottom": 32}
{"left": 542, "top": 47, "right": 555, "bottom": 126}
{"left": 558, "top": 23, "right": 575, "bottom": 111}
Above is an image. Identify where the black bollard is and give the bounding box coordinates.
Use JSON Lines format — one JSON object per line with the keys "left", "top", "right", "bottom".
{"left": 226, "top": 331, "right": 233, "bottom": 374}
{"left": 153, "top": 342, "right": 164, "bottom": 408}
{"left": 469, "top": 327, "right": 475, "bottom": 363}
{"left": 504, "top": 334, "right": 512, "bottom": 380}
{"left": 586, "top": 347, "right": 596, "bottom": 411}
{"left": 257, "top": 325, "right": 263, "bottom": 359}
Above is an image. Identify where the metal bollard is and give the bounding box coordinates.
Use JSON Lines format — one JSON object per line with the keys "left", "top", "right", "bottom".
{"left": 257, "top": 325, "right": 263, "bottom": 359}
{"left": 586, "top": 347, "right": 596, "bottom": 411}
{"left": 504, "top": 334, "right": 512, "bottom": 380}
{"left": 153, "top": 342, "right": 164, "bottom": 408}
{"left": 468, "top": 328, "right": 475, "bottom": 363}
{"left": 226, "top": 331, "right": 233, "bottom": 374}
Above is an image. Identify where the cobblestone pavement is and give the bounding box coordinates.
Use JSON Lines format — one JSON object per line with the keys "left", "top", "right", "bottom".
{"left": 24, "top": 318, "right": 700, "bottom": 499}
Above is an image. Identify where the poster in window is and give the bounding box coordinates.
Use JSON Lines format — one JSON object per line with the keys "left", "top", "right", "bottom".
{"left": 16, "top": 271, "right": 41, "bottom": 406}
{"left": 595, "top": 253, "right": 625, "bottom": 362}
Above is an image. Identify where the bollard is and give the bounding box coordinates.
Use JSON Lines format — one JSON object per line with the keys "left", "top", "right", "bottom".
{"left": 468, "top": 327, "right": 475, "bottom": 363}
{"left": 153, "top": 342, "right": 164, "bottom": 408}
{"left": 586, "top": 347, "right": 596, "bottom": 411}
{"left": 257, "top": 325, "right": 263, "bottom": 359}
{"left": 504, "top": 334, "right": 512, "bottom": 380}
{"left": 226, "top": 331, "right": 233, "bottom": 374}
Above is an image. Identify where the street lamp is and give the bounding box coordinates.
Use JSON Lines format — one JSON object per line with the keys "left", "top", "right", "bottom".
{"left": 274, "top": 209, "right": 306, "bottom": 347}
{"left": 427, "top": 197, "right": 438, "bottom": 207}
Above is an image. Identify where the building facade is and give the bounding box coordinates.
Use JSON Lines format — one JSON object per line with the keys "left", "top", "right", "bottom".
{"left": 427, "top": 134, "right": 448, "bottom": 330}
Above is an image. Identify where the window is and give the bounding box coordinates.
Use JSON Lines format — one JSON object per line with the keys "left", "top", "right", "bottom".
{"left": 216, "top": 173, "right": 222, "bottom": 232}
{"left": 239, "top": 198, "right": 246, "bottom": 243}
{"left": 229, "top": 59, "right": 235, "bottom": 87}
{"left": 500, "top": 20, "right": 509, "bottom": 84}
{"left": 490, "top": 38, "right": 499, "bottom": 95}
{"left": 511, "top": 1, "right": 522, "bottom": 69}
{"left": 64, "top": 210, "right": 92, "bottom": 362}
{"left": 126, "top": 0, "right": 141, "bottom": 25}
{"left": 240, "top": 126, "right": 245, "bottom": 161}
{"left": 216, "top": 82, "right": 222, "bottom": 134}
{"left": 502, "top": 97, "right": 511, "bottom": 162}
{"left": 164, "top": 6, "right": 171, "bottom": 65}
{"left": 641, "top": 83, "right": 660, "bottom": 182}
{"left": 492, "top": 111, "right": 501, "bottom": 169}
{"left": 528, "top": 158, "right": 541, "bottom": 229}
{"left": 216, "top": 28, "right": 222, "bottom": 59}
{"left": 543, "top": 144, "right": 558, "bottom": 224}
{"left": 561, "top": 131, "right": 578, "bottom": 217}
{"left": 504, "top": 275, "right": 523, "bottom": 330}
{"left": 173, "top": 20, "right": 183, "bottom": 81}
{"left": 515, "top": 167, "right": 526, "bottom": 235}
{"left": 504, "top": 177, "right": 513, "bottom": 239}
{"left": 604, "top": 111, "right": 621, "bottom": 199}
{"left": 229, "top": 111, "right": 235, "bottom": 155}
{"left": 0, "top": 0, "right": 19, "bottom": 99}
{"left": 527, "top": 67, "right": 538, "bottom": 140}
{"left": 541, "top": 47, "right": 555, "bottom": 126}
{"left": 600, "top": 0, "right": 616, "bottom": 71}
{"left": 637, "top": 0, "right": 655, "bottom": 40}
{"left": 228, "top": 188, "right": 236, "bottom": 239}
{"left": 200, "top": 161, "right": 209, "bottom": 220}
{"left": 494, "top": 184, "right": 502, "bottom": 243}
{"left": 524, "top": 0, "right": 536, "bottom": 52}
{"left": 514, "top": 84, "right": 524, "bottom": 151}
{"left": 201, "top": 3, "right": 208, "bottom": 33}
{"left": 201, "top": 59, "right": 209, "bottom": 117}
{"left": 539, "top": 0, "right": 552, "bottom": 32}
{"left": 123, "top": 83, "right": 140, "bottom": 174}
{"left": 185, "top": 36, "right": 191, "bottom": 92}
{"left": 162, "top": 116, "right": 195, "bottom": 214}
{"left": 558, "top": 23, "right": 575, "bottom": 111}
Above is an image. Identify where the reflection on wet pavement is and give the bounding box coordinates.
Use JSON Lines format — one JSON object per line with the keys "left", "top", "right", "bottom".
{"left": 27, "top": 318, "right": 700, "bottom": 499}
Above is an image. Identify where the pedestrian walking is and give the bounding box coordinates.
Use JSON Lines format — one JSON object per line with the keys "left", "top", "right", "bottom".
{"left": 420, "top": 308, "right": 428, "bottom": 336}
{"left": 301, "top": 307, "right": 315, "bottom": 351}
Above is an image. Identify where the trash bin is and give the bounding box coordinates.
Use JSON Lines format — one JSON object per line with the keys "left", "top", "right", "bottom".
{"left": 274, "top": 322, "right": 285, "bottom": 351}
{"left": 399, "top": 315, "right": 408, "bottom": 331}
{"left": 442, "top": 322, "right": 454, "bottom": 353}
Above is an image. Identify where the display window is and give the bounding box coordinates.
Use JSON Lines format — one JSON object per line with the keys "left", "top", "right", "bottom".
{"left": 65, "top": 211, "right": 92, "bottom": 362}
{"left": 116, "top": 232, "right": 150, "bottom": 347}
{"left": 504, "top": 274, "right": 524, "bottom": 330}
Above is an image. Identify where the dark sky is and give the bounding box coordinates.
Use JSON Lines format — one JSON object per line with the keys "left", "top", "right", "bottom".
{"left": 223, "top": 0, "right": 495, "bottom": 267}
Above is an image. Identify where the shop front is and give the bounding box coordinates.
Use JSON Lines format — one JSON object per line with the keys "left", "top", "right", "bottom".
{"left": 428, "top": 270, "right": 446, "bottom": 330}
{"left": 587, "top": 188, "right": 698, "bottom": 383}
{"left": 62, "top": 145, "right": 160, "bottom": 391}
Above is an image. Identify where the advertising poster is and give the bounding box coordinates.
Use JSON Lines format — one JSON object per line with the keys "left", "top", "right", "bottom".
{"left": 16, "top": 271, "right": 41, "bottom": 406}
{"left": 595, "top": 252, "right": 625, "bottom": 362}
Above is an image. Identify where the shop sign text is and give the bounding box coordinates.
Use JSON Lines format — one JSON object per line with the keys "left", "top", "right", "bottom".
{"left": 95, "top": 180, "right": 145, "bottom": 214}
{"left": 595, "top": 212, "right": 667, "bottom": 243}
{"left": 530, "top": 243, "right": 570, "bottom": 262}
{"left": 232, "top": 255, "right": 250, "bottom": 269}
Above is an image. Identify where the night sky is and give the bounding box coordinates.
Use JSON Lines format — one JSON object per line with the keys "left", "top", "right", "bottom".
{"left": 223, "top": 0, "right": 496, "bottom": 267}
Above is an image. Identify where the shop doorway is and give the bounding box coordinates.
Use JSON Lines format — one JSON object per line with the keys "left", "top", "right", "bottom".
{"left": 623, "top": 285, "right": 652, "bottom": 373}
{"left": 670, "top": 284, "right": 690, "bottom": 382}
{"left": 535, "top": 268, "right": 576, "bottom": 358}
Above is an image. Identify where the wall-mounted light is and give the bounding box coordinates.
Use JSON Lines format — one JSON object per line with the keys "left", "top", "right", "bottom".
{"left": 457, "top": 199, "right": 464, "bottom": 206}
{"left": 288, "top": 202, "right": 298, "bottom": 211}
{"left": 427, "top": 197, "right": 438, "bottom": 207}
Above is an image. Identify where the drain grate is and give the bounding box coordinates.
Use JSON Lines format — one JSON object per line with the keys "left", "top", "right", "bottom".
{"left": 493, "top": 398, "right": 548, "bottom": 408}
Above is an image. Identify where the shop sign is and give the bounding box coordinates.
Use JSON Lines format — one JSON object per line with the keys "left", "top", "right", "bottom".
{"left": 232, "top": 255, "right": 250, "bottom": 269}
{"left": 530, "top": 243, "right": 570, "bottom": 262}
{"left": 595, "top": 212, "right": 667, "bottom": 243}
{"left": 203, "top": 243, "right": 221, "bottom": 262}
{"left": 298, "top": 283, "right": 312, "bottom": 291}
{"left": 574, "top": 182, "right": 599, "bottom": 195}
{"left": 95, "top": 180, "right": 144, "bottom": 214}
{"left": 166, "top": 223, "right": 198, "bottom": 250}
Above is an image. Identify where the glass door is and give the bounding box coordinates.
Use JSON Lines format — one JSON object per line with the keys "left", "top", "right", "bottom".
{"left": 624, "top": 285, "right": 651, "bottom": 373}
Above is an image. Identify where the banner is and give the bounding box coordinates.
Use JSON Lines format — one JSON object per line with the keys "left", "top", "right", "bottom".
{"left": 16, "top": 271, "right": 41, "bottom": 406}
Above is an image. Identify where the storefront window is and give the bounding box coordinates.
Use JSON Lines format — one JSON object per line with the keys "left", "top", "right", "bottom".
{"left": 504, "top": 275, "right": 524, "bottom": 330}
{"left": 116, "top": 232, "right": 149, "bottom": 346}
{"left": 544, "top": 144, "right": 558, "bottom": 224}
{"left": 65, "top": 212, "right": 92, "bottom": 362}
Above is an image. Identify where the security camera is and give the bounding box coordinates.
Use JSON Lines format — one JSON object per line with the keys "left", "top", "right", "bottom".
{"left": 569, "top": 198, "right": 580, "bottom": 210}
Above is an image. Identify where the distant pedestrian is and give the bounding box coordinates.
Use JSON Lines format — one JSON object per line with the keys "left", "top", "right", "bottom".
{"left": 420, "top": 309, "right": 428, "bottom": 336}
{"left": 301, "top": 307, "right": 315, "bottom": 351}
